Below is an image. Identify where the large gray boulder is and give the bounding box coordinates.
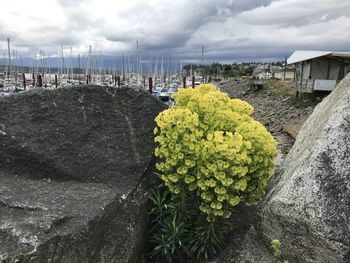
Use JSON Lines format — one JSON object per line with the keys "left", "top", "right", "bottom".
{"left": 0, "top": 86, "right": 166, "bottom": 262}
{"left": 205, "top": 206, "right": 274, "bottom": 263}
{"left": 257, "top": 74, "right": 350, "bottom": 262}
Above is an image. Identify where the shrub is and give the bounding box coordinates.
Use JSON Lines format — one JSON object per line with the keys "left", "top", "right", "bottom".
{"left": 149, "top": 84, "right": 276, "bottom": 262}
{"left": 148, "top": 184, "right": 226, "bottom": 262}
{"left": 154, "top": 84, "right": 276, "bottom": 221}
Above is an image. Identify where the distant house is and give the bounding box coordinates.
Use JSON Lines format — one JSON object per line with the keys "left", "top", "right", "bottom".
{"left": 252, "top": 64, "right": 294, "bottom": 81}
{"left": 273, "top": 66, "right": 295, "bottom": 81}
{"left": 252, "top": 64, "right": 274, "bottom": 80}
{"left": 287, "top": 50, "right": 350, "bottom": 93}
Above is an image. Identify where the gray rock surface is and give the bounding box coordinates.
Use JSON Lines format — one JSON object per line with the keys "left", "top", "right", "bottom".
{"left": 257, "top": 74, "right": 350, "bottom": 262}
{"left": 0, "top": 85, "right": 166, "bottom": 262}
{"left": 206, "top": 206, "right": 274, "bottom": 263}
{"left": 217, "top": 227, "right": 274, "bottom": 263}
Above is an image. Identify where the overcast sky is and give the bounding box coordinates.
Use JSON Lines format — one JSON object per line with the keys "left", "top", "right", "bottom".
{"left": 1, "top": 0, "right": 350, "bottom": 62}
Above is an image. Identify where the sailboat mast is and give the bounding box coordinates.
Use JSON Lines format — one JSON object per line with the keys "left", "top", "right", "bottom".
{"left": 122, "top": 53, "right": 125, "bottom": 81}
{"left": 85, "top": 45, "right": 92, "bottom": 83}
{"left": 14, "top": 50, "right": 17, "bottom": 88}
{"left": 7, "top": 38, "right": 11, "bottom": 86}
{"left": 149, "top": 55, "right": 152, "bottom": 75}
{"left": 160, "top": 56, "right": 164, "bottom": 85}
{"left": 127, "top": 52, "right": 131, "bottom": 82}
{"left": 77, "top": 53, "right": 80, "bottom": 80}
{"left": 153, "top": 55, "right": 158, "bottom": 85}
{"left": 60, "top": 44, "right": 64, "bottom": 82}
{"left": 180, "top": 59, "right": 183, "bottom": 79}
{"left": 48, "top": 55, "right": 51, "bottom": 77}
{"left": 136, "top": 40, "right": 139, "bottom": 76}
{"left": 69, "top": 46, "right": 72, "bottom": 80}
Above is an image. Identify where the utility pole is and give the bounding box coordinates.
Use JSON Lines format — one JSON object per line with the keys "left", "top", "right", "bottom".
{"left": 283, "top": 56, "right": 287, "bottom": 82}
{"left": 201, "top": 45, "right": 204, "bottom": 64}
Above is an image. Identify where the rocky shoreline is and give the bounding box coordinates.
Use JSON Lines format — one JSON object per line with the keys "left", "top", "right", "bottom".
{"left": 218, "top": 81, "right": 316, "bottom": 156}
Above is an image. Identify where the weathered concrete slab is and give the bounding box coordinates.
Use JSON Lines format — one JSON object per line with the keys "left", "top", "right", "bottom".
{"left": 0, "top": 85, "right": 166, "bottom": 262}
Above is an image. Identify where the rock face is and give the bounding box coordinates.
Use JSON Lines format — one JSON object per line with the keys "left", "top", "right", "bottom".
{"left": 257, "top": 74, "right": 350, "bottom": 262}
{"left": 205, "top": 206, "right": 274, "bottom": 263}
{"left": 0, "top": 86, "right": 166, "bottom": 262}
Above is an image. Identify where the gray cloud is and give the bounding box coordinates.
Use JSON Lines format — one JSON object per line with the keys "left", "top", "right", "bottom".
{"left": 56, "top": 0, "right": 88, "bottom": 6}
{"left": 237, "top": 0, "right": 350, "bottom": 27}
{"left": 106, "top": 0, "right": 275, "bottom": 49}
{"left": 0, "top": 0, "right": 349, "bottom": 62}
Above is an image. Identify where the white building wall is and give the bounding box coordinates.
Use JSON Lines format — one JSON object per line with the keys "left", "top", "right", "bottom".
{"left": 311, "top": 58, "right": 341, "bottom": 80}
{"left": 329, "top": 62, "right": 340, "bottom": 79}
{"left": 302, "top": 61, "right": 311, "bottom": 79}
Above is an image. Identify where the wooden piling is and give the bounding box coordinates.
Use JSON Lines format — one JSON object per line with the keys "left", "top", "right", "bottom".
{"left": 37, "top": 74, "right": 43, "bottom": 87}
{"left": 192, "top": 76, "right": 195, "bottom": 89}
{"left": 32, "top": 73, "right": 35, "bottom": 87}
{"left": 149, "top": 77, "right": 153, "bottom": 93}
{"left": 55, "top": 75, "right": 58, "bottom": 88}
{"left": 22, "top": 73, "right": 26, "bottom": 90}
{"left": 183, "top": 76, "right": 186, "bottom": 88}
{"left": 117, "top": 76, "right": 121, "bottom": 87}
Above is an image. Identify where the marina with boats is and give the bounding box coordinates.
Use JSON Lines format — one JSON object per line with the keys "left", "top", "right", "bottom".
{"left": 0, "top": 39, "right": 206, "bottom": 103}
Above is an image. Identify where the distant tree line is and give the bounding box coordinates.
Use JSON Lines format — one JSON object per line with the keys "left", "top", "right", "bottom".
{"left": 182, "top": 63, "right": 254, "bottom": 78}
{"left": 183, "top": 61, "right": 285, "bottom": 78}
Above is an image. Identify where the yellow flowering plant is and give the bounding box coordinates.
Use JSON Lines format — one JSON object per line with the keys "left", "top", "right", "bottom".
{"left": 154, "top": 84, "right": 276, "bottom": 221}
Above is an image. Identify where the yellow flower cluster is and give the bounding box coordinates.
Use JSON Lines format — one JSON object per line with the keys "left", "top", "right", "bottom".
{"left": 154, "top": 84, "right": 276, "bottom": 221}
